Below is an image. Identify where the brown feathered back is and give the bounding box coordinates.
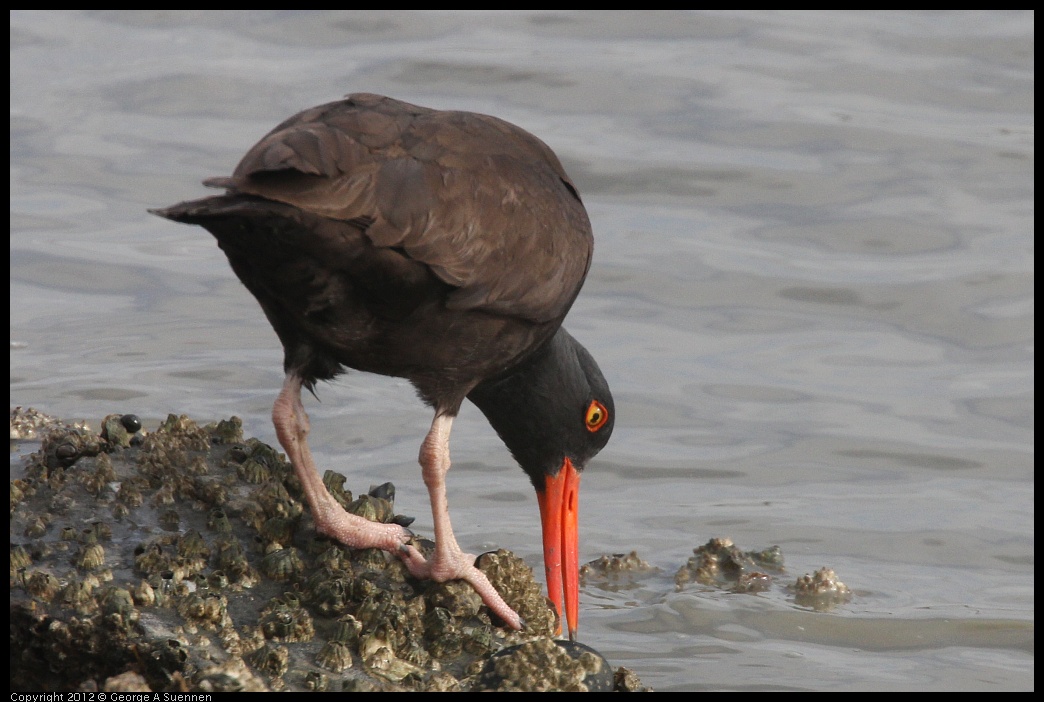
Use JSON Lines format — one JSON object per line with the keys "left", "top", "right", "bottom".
{"left": 153, "top": 94, "right": 595, "bottom": 410}
{"left": 209, "top": 93, "right": 593, "bottom": 325}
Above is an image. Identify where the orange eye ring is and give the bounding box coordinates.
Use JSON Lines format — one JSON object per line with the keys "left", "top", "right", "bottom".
{"left": 585, "top": 400, "right": 609, "bottom": 432}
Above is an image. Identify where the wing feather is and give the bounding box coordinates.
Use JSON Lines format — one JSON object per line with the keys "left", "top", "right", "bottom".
{"left": 212, "top": 93, "right": 592, "bottom": 324}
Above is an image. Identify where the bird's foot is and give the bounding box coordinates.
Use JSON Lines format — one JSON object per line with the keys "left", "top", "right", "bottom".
{"left": 398, "top": 542, "right": 523, "bottom": 631}
{"left": 311, "top": 498, "right": 414, "bottom": 552}
{"left": 310, "top": 501, "right": 523, "bottom": 630}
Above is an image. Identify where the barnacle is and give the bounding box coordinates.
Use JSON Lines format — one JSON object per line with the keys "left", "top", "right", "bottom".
{"left": 259, "top": 544, "right": 304, "bottom": 582}
{"left": 259, "top": 594, "right": 314, "bottom": 642}
{"left": 315, "top": 639, "right": 353, "bottom": 672}
{"left": 793, "top": 567, "right": 851, "bottom": 610}
{"left": 247, "top": 643, "right": 289, "bottom": 678}
{"left": 74, "top": 542, "right": 106, "bottom": 571}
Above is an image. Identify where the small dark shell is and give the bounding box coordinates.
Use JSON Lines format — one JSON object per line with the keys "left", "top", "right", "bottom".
{"left": 120, "top": 414, "right": 143, "bottom": 433}
{"left": 242, "top": 439, "right": 286, "bottom": 475}
{"left": 752, "top": 544, "right": 785, "bottom": 568}
{"left": 368, "top": 482, "right": 396, "bottom": 502}
{"left": 223, "top": 444, "right": 250, "bottom": 464}
{"left": 391, "top": 514, "right": 416, "bottom": 528}
{"left": 40, "top": 427, "right": 103, "bottom": 470}
{"left": 313, "top": 543, "right": 350, "bottom": 571}
{"left": 55, "top": 442, "right": 79, "bottom": 464}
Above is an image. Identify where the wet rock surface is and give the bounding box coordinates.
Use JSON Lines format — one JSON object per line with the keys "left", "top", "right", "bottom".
{"left": 10, "top": 410, "right": 647, "bottom": 692}
{"left": 475, "top": 638, "right": 613, "bottom": 692}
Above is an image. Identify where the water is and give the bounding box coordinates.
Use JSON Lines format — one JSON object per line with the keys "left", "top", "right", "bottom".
{"left": 10, "top": 11, "right": 1033, "bottom": 691}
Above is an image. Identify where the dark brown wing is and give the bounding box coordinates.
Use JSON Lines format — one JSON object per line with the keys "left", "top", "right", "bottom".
{"left": 206, "top": 93, "right": 593, "bottom": 325}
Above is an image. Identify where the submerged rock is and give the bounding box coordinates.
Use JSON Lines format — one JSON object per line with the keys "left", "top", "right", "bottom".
{"left": 673, "top": 537, "right": 851, "bottom": 611}
{"left": 792, "top": 567, "right": 852, "bottom": 610}
{"left": 674, "top": 537, "right": 784, "bottom": 593}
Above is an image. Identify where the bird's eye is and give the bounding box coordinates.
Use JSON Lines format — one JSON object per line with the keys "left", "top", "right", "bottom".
{"left": 585, "top": 400, "right": 609, "bottom": 432}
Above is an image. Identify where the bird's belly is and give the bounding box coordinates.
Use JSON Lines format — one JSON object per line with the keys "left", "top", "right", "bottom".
{"left": 277, "top": 297, "right": 554, "bottom": 410}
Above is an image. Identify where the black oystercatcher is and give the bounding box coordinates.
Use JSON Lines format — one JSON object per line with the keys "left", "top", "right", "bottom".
{"left": 152, "top": 93, "right": 613, "bottom": 640}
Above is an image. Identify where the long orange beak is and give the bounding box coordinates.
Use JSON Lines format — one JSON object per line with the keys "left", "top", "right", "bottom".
{"left": 536, "top": 457, "right": 581, "bottom": 641}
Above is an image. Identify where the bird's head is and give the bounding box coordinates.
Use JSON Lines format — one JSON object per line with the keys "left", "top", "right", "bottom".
{"left": 468, "top": 328, "right": 613, "bottom": 640}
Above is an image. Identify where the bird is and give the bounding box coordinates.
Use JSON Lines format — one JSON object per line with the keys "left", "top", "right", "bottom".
{"left": 151, "top": 93, "right": 614, "bottom": 641}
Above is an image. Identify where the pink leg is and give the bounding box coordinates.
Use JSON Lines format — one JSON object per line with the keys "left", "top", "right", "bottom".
{"left": 398, "top": 413, "right": 523, "bottom": 630}
{"left": 272, "top": 374, "right": 410, "bottom": 551}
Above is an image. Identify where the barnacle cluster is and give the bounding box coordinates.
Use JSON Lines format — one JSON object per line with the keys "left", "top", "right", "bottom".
{"left": 10, "top": 409, "right": 641, "bottom": 692}
{"left": 670, "top": 537, "right": 851, "bottom": 614}
{"left": 473, "top": 638, "right": 613, "bottom": 692}
{"left": 792, "top": 567, "right": 852, "bottom": 610}
{"left": 580, "top": 550, "right": 660, "bottom": 591}
{"left": 10, "top": 406, "right": 91, "bottom": 441}
{"left": 673, "top": 537, "right": 784, "bottom": 593}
